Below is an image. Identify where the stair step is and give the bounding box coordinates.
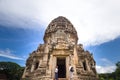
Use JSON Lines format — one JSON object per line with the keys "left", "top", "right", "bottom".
{"left": 58, "top": 78, "right": 68, "bottom": 80}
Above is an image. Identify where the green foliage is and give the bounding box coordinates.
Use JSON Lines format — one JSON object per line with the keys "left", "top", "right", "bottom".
{"left": 114, "top": 61, "right": 120, "bottom": 80}
{"left": 99, "top": 61, "right": 120, "bottom": 80}
{"left": 99, "top": 77, "right": 105, "bottom": 80}
{"left": 116, "top": 61, "right": 120, "bottom": 68}
{"left": 0, "top": 62, "right": 24, "bottom": 80}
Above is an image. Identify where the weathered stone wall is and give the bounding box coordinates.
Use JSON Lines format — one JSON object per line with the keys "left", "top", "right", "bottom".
{"left": 22, "top": 16, "right": 98, "bottom": 80}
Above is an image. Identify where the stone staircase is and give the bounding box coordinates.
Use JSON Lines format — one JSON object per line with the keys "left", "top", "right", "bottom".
{"left": 58, "top": 78, "right": 68, "bottom": 80}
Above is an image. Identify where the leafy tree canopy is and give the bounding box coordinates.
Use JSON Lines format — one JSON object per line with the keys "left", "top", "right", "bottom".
{"left": 0, "top": 61, "right": 24, "bottom": 80}
{"left": 99, "top": 61, "right": 120, "bottom": 80}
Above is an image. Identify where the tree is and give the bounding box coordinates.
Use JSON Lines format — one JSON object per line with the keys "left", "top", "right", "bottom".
{"left": 115, "top": 61, "right": 120, "bottom": 80}
{"left": 0, "top": 62, "right": 24, "bottom": 80}
{"left": 99, "top": 61, "right": 120, "bottom": 80}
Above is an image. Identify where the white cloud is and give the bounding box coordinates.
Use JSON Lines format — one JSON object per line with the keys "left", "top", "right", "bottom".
{"left": 0, "top": 0, "right": 120, "bottom": 46}
{"left": 96, "top": 58, "right": 116, "bottom": 73}
{"left": 0, "top": 49, "right": 24, "bottom": 60}
{"left": 96, "top": 65, "right": 116, "bottom": 73}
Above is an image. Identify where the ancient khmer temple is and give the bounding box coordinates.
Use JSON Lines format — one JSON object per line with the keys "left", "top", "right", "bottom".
{"left": 22, "top": 16, "right": 98, "bottom": 80}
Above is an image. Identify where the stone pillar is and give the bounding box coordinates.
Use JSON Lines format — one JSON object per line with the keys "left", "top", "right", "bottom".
{"left": 31, "top": 58, "right": 35, "bottom": 72}
{"left": 45, "top": 44, "right": 49, "bottom": 53}
{"left": 66, "top": 56, "right": 69, "bottom": 78}
{"left": 43, "top": 53, "right": 48, "bottom": 66}
{"left": 31, "top": 64, "right": 34, "bottom": 72}
{"left": 73, "top": 45, "right": 78, "bottom": 65}
{"left": 49, "top": 55, "right": 52, "bottom": 69}
{"left": 49, "top": 54, "right": 53, "bottom": 78}
{"left": 22, "top": 67, "right": 27, "bottom": 78}
{"left": 52, "top": 56, "right": 56, "bottom": 79}
{"left": 86, "top": 59, "right": 90, "bottom": 71}
{"left": 69, "top": 53, "right": 74, "bottom": 66}
{"left": 38, "top": 59, "right": 41, "bottom": 69}
{"left": 73, "top": 46, "right": 78, "bottom": 80}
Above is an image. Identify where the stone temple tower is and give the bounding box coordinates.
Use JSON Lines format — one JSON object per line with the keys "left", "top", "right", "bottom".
{"left": 22, "top": 16, "right": 98, "bottom": 80}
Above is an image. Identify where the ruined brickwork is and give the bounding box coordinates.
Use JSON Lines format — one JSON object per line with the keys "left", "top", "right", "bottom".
{"left": 22, "top": 16, "right": 99, "bottom": 80}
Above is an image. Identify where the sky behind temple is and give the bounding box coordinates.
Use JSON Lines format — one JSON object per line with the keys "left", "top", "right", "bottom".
{"left": 0, "top": 0, "right": 120, "bottom": 73}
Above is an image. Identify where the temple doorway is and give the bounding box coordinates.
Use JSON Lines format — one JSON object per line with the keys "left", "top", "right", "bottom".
{"left": 57, "top": 57, "right": 66, "bottom": 78}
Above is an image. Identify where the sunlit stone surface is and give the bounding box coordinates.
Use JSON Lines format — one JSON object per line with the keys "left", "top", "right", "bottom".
{"left": 22, "top": 16, "right": 99, "bottom": 80}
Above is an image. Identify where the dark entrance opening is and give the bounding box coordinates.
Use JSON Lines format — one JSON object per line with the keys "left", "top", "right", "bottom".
{"left": 57, "top": 57, "right": 66, "bottom": 78}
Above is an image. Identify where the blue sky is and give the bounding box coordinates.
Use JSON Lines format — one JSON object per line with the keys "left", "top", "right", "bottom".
{"left": 0, "top": 25, "right": 45, "bottom": 66}
{"left": 0, "top": 0, "right": 120, "bottom": 73}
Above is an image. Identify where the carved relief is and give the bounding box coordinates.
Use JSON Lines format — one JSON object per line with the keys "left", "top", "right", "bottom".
{"left": 22, "top": 16, "right": 98, "bottom": 80}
